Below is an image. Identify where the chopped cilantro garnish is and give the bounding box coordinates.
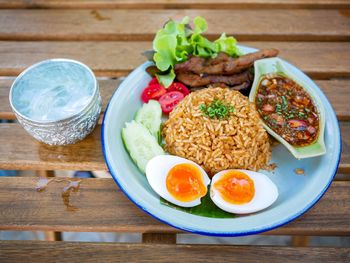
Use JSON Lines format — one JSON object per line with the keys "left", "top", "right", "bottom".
{"left": 200, "top": 100, "right": 235, "bottom": 120}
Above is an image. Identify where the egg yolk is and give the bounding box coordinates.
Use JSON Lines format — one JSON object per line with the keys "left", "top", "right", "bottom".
{"left": 166, "top": 163, "right": 207, "bottom": 202}
{"left": 214, "top": 171, "right": 255, "bottom": 204}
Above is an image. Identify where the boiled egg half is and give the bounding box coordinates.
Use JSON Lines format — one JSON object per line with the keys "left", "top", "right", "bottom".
{"left": 146, "top": 155, "right": 210, "bottom": 207}
{"left": 210, "top": 169, "right": 278, "bottom": 214}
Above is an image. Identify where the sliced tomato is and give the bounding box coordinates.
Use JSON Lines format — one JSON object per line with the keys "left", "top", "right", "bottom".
{"left": 168, "top": 82, "right": 190, "bottom": 96}
{"left": 149, "top": 77, "right": 159, "bottom": 86}
{"left": 141, "top": 84, "right": 167, "bottom": 103}
{"left": 159, "top": 91, "right": 184, "bottom": 113}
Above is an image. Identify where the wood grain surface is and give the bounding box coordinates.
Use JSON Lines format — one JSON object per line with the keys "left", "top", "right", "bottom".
{"left": 0, "top": 177, "right": 348, "bottom": 235}
{"left": 2, "top": 78, "right": 350, "bottom": 120}
{"left": 0, "top": 41, "right": 349, "bottom": 78}
{"left": 1, "top": 241, "right": 349, "bottom": 263}
{"left": 0, "top": 124, "right": 106, "bottom": 171}
{"left": 1, "top": 0, "right": 350, "bottom": 9}
{"left": 0, "top": 122, "right": 348, "bottom": 173}
{"left": 0, "top": 10, "right": 349, "bottom": 41}
{"left": 0, "top": 1, "right": 349, "bottom": 245}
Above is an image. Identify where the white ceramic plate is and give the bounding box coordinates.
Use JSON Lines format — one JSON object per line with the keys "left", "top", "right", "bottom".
{"left": 101, "top": 46, "right": 341, "bottom": 236}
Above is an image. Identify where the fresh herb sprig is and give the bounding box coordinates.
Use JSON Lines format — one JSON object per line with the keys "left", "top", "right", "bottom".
{"left": 200, "top": 100, "right": 234, "bottom": 120}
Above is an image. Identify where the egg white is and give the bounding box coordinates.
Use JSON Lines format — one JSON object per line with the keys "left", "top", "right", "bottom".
{"left": 146, "top": 155, "right": 211, "bottom": 207}
{"left": 210, "top": 169, "right": 278, "bottom": 214}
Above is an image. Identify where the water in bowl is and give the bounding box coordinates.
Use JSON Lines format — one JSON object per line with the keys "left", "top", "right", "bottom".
{"left": 11, "top": 60, "right": 95, "bottom": 122}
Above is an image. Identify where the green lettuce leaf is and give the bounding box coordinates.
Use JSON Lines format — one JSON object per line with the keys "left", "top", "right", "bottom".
{"left": 160, "top": 190, "right": 235, "bottom": 218}
{"left": 193, "top": 16, "right": 207, "bottom": 34}
{"left": 156, "top": 69, "right": 176, "bottom": 89}
{"left": 215, "top": 33, "right": 241, "bottom": 57}
{"left": 152, "top": 16, "right": 240, "bottom": 87}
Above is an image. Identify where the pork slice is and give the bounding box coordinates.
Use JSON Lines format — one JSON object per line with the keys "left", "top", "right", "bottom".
{"left": 176, "top": 70, "right": 253, "bottom": 87}
{"left": 175, "top": 48, "right": 279, "bottom": 75}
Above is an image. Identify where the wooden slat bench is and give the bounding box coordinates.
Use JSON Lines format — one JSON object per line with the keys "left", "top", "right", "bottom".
{"left": 0, "top": 0, "right": 349, "bottom": 261}
{"left": 0, "top": 177, "right": 349, "bottom": 236}
{"left": 0, "top": 10, "right": 349, "bottom": 41}
{"left": 0, "top": 241, "right": 349, "bottom": 262}
{"left": 0, "top": 41, "right": 349, "bottom": 77}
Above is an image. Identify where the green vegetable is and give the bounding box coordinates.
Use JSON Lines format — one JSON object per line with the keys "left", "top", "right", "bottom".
{"left": 160, "top": 190, "right": 235, "bottom": 218}
{"left": 152, "top": 16, "right": 240, "bottom": 87}
{"left": 214, "top": 33, "right": 240, "bottom": 57}
{"left": 298, "top": 111, "right": 307, "bottom": 119}
{"left": 275, "top": 103, "right": 282, "bottom": 113}
{"left": 200, "top": 100, "right": 234, "bottom": 120}
{"left": 122, "top": 121, "right": 164, "bottom": 173}
{"left": 281, "top": 96, "right": 288, "bottom": 111}
{"left": 135, "top": 100, "right": 162, "bottom": 140}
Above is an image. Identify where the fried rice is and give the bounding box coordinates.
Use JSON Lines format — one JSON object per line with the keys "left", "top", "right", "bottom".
{"left": 162, "top": 87, "right": 272, "bottom": 176}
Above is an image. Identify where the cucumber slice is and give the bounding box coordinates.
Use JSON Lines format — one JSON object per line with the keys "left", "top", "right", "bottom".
{"left": 122, "top": 120, "right": 164, "bottom": 173}
{"left": 135, "top": 100, "right": 162, "bottom": 140}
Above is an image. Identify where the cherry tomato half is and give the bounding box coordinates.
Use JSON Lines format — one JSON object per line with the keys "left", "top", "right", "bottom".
{"left": 168, "top": 82, "right": 190, "bottom": 96}
{"left": 141, "top": 84, "right": 167, "bottom": 103}
{"left": 148, "top": 77, "right": 159, "bottom": 86}
{"left": 159, "top": 91, "right": 184, "bottom": 113}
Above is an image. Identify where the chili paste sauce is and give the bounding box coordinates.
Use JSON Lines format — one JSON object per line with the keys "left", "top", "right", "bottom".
{"left": 255, "top": 74, "right": 319, "bottom": 146}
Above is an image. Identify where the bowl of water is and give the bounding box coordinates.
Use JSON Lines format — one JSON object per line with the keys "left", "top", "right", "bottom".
{"left": 9, "top": 58, "right": 101, "bottom": 145}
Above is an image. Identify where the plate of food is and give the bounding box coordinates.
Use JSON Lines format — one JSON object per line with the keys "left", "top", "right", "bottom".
{"left": 102, "top": 17, "right": 341, "bottom": 236}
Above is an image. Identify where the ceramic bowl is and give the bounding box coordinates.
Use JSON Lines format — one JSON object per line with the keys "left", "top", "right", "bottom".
{"left": 102, "top": 46, "right": 341, "bottom": 236}
{"left": 249, "top": 57, "right": 326, "bottom": 159}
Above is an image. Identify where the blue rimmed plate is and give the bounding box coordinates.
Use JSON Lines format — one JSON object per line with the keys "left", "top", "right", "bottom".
{"left": 101, "top": 46, "right": 341, "bottom": 236}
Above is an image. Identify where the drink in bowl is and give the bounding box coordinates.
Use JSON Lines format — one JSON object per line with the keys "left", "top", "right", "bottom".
{"left": 9, "top": 58, "right": 101, "bottom": 145}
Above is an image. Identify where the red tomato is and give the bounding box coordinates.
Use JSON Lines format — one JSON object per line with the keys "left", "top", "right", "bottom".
{"left": 141, "top": 84, "right": 167, "bottom": 103}
{"left": 159, "top": 91, "right": 184, "bottom": 113}
{"left": 168, "top": 82, "right": 190, "bottom": 96}
{"left": 149, "top": 77, "right": 159, "bottom": 86}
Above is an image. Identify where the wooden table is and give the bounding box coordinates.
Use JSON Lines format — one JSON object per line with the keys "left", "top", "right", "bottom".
{"left": 0, "top": 1, "right": 349, "bottom": 262}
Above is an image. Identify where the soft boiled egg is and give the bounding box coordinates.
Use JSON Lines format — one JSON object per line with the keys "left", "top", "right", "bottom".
{"left": 146, "top": 155, "right": 211, "bottom": 207}
{"left": 210, "top": 169, "right": 278, "bottom": 214}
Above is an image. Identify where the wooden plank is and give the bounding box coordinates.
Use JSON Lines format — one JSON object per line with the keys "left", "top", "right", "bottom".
{"left": 0, "top": 78, "right": 13, "bottom": 119}
{"left": 1, "top": 78, "right": 349, "bottom": 120}
{"left": 1, "top": 241, "right": 349, "bottom": 263}
{"left": 317, "top": 79, "right": 350, "bottom": 121}
{"left": 0, "top": 122, "right": 348, "bottom": 173}
{"left": 0, "top": 177, "right": 348, "bottom": 235}
{"left": 0, "top": 0, "right": 350, "bottom": 9}
{"left": 0, "top": 10, "right": 349, "bottom": 41}
{"left": 341, "top": 122, "right": 350, "bottom": 174}
{"left": 0, "top": 123, "right": 106, "bottom": 171}
{"left": 0, "top": 41, "right": 349, "bottom": 78}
